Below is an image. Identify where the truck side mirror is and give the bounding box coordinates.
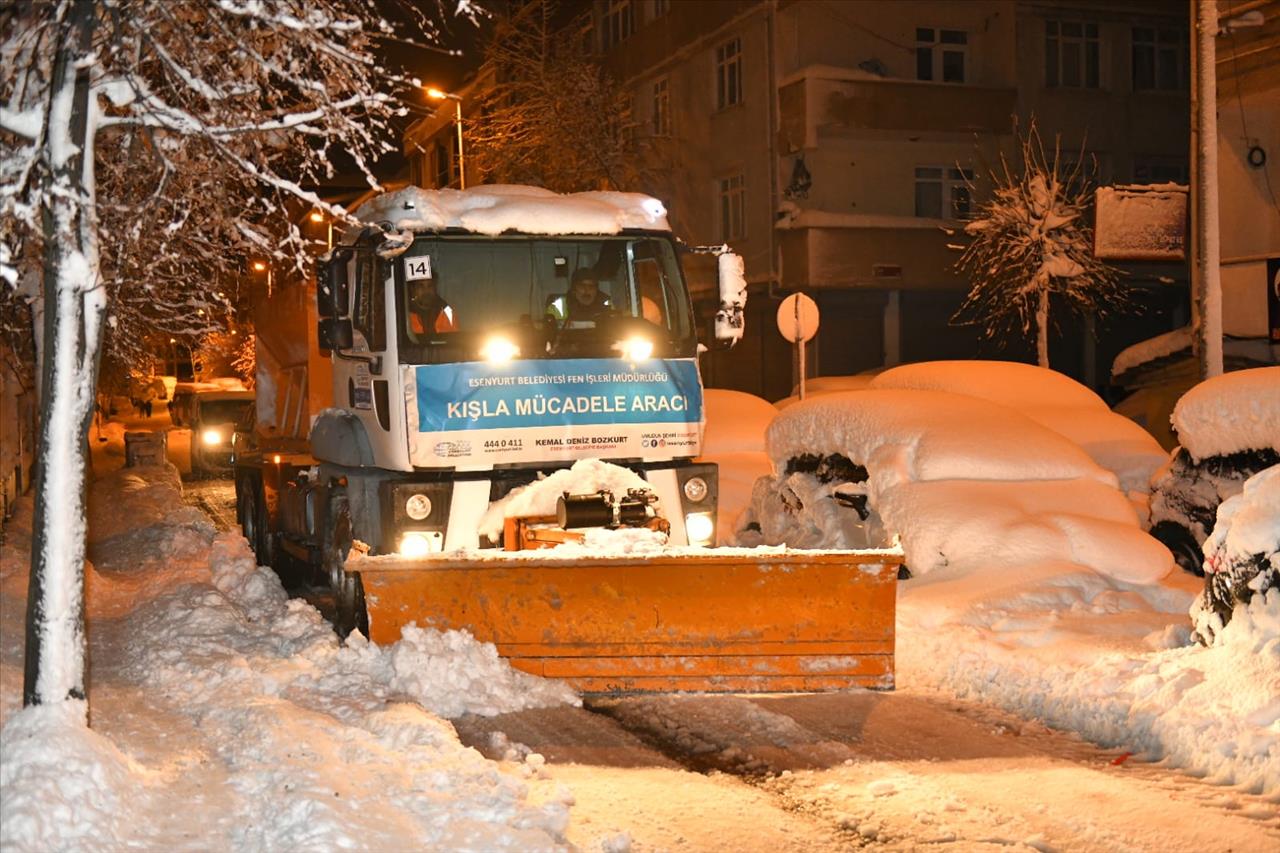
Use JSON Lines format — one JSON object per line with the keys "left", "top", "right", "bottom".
{"left": 318, "top": 318, "right": 353, "bottom": 352}
{"left": 319, "top": 249, "right": 352, "bottom": 318}
{"left": 713, "top": 251, "right": 747, "bottom": 347}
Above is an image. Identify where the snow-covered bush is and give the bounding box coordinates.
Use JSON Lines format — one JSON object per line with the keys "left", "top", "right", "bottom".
{"left": 1190, "top": 465, "right": 1280, "bottom": 645}
{"left": 1149, "top": 367, "right": 1280, "bottom": 574}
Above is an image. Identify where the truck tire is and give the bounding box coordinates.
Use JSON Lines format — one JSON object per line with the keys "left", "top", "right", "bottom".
{"left": 324, "top": 492, "right": 368, "bottom": 638}
{"left": 239, "top": 475, "right": 274, "bottom": 569}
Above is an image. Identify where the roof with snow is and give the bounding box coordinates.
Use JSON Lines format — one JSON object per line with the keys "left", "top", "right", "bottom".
{"left": 351, "top": 185, "right": 671, "bottom": 236}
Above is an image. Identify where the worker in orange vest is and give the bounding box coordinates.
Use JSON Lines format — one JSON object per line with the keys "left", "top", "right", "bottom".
{"left": 408, "top": 278, "right": 457, "bottom": 335}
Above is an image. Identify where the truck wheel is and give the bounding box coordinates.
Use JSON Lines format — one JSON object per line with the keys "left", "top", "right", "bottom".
{"left": 324, "top": 493, "right": 368, "bottom": 638}
{"left": 1151, "top": 521, "right": 1204, "bottom": 576}
{"left": 239, "top": 477, "right": 274, "bottom": 569}
{"left": 239, "top": 477, "right": 262, "bottom": 562}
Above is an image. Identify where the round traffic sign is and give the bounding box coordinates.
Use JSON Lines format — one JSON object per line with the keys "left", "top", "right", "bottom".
{"left": 776, "top": 293, "right": 819, "bottom": 343}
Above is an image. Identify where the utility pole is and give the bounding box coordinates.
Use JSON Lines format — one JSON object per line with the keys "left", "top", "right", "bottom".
{"left": 1189, "top": 0, "right": 1223, "bottom": 378}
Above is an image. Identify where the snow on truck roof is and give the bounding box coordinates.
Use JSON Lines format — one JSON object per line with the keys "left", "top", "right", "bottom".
{"left": 352, "top": 185, "right": 671, "bottom": 236}
{"left": 1172, "top": 366, "right": 1280, "bottom": 460}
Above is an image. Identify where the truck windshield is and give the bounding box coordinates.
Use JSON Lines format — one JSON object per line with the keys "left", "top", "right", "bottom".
{"left": 395, "top": 235, "right": 697, "bottom": 362}
{"left": 198, "top": 399, "right": 253, "bottom": 425}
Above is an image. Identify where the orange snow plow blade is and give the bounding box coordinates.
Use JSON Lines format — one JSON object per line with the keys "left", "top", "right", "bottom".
{"left": 353, "top": 550, "right": 900, "bottom": 693}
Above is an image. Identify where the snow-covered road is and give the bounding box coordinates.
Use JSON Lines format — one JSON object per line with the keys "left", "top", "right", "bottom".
{"left": 452, "top": 687, "right": 1279, "bottom": 850}
{"left": 2, "top": 415, "right": 1277, "bottom": 851}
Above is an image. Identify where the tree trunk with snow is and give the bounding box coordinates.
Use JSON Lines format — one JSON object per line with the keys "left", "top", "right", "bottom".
{"left": 1036, "top": 287, "right": 1050, "bottom": 368}
{"left": 23, "top": 0, "right": 101, "bottom": 711}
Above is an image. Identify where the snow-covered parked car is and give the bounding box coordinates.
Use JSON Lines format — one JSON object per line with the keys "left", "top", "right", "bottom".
{"left": 1149, "top": 367, "right": 1280, "bottom": 575}
{"left": 1190, "top": 465, "right": 1280, "bottom": 645}
{"left": 736, "top": 388, "right": 1172, "bottom": 585}
{"left": 697, "top": 388, "right": 777, "bottom": 542}
{"left": 868, "top": 360, "right": 1169, "bottom": 499}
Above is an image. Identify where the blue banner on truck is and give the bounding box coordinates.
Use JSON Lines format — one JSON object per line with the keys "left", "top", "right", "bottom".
{"left": 406, "top": 358, "right": 704, "bottom": 467}
{"left": 414, "top": 358, "right": 702, "bottom": 431}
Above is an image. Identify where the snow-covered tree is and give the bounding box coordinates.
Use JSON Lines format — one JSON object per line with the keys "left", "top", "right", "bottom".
{"left": 466, "top": 1, "right": 643, "bottom": 192}
{"left": 0, "top": 0, "right": 469, "bottom": 713}
{"left": 952, "top": 122, "right": 1126, "bottom": 368}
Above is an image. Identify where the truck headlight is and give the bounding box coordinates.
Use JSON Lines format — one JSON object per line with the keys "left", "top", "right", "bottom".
{"left": 398, "top": 531, "right": 443, "bottom": 558}
{"left": 684, "top": 512, "right": 715, "bottom": 546}
{"left": 481, "top": 335, "right": 519, "bottom": 363}
{"left": 404, "top": 493, "right": 432, "bottom": 521}
{"left": 617, "top": 336, "right": 653, "bottom": 362}
{"left": 683, "top": 476, "right": 708, "bottom": 503}
{"left": 201, "top": 428, "right": 223, "bottom": 446}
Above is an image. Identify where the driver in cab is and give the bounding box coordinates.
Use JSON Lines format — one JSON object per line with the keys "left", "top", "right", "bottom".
{"left": 409, "top": 277, "right": 457, "bottom": 335}
{"left": 547, "top": 269, "right": 610, "bottom": 324}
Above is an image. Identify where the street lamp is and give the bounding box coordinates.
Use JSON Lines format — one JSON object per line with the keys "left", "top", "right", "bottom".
{"left": 427, "top": 87, "right": 466, "bottom": 190}
{"left": 309, "top": 210, "right": 333, "bottom": 250}
{"left": 252, "top": 260, "right": 273, "bottom": 296}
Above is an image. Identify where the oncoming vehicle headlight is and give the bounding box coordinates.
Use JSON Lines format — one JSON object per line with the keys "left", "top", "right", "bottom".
{"left": 683, "top": 476, "right": 708, "bottom": 503}
{"left": 684, "top": 511, "right": 715, "bottom": 547}
{"left": 404, "top": 493, "right": 432, "bottom": 521}
{"left": 480, "top": 336, "right": 520, "bottom": 363}
{"left": 201, "top": 428, "right": 223, "bottom": 446}
{"left": 398, "top": 531, "right": 443, "bottom": 558}
{"left": 617, "top": 336, "right": 653, "bottom": 362}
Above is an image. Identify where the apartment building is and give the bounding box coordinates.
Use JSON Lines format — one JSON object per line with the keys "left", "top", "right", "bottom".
{"left": 402, "top": 1, "right": 1193, "bottom": 399}
{"left": 596, "top": 0, "right": 1190, "bottom": 398}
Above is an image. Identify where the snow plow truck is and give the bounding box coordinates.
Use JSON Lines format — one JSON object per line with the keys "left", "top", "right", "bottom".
{"left": 234, "top": 185, "right": 898, "bottom": 693}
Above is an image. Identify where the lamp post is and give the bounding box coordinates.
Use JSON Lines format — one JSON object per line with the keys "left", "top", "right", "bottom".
{"left": 252, "top": 259, "right": 273, "bottom": 296}
{"left": 427, "top": 87, "right": 466, "bottom": 190}
{"left": 309, "top": 210, "right": 333, "bottom": 250}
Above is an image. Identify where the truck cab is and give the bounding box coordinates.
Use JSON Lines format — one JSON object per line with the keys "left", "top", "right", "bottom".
{"left": 237, "top": 187, "right": 747, "bottom": 598}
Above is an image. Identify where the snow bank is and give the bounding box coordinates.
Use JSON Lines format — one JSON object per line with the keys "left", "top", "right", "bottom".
{"left": 1172, "top": 366, "right": 1280, "bottom": 461}
{"left": 899, "top": 559, "right": 1279, "bottom": 796}
{"left": 871, "top": 361, "right": 1168, "bottom": 494}
{"left": 0, "top": 701, "right": 147, "bottom": 852}
{"left": 878, "top": 479, "right": 1168, "bottom": 584}
{"left": 1, "top": 464, "right": 580, "bottom": 850}
{"left": 354, "top": 185, "right": 670, "bottom": 236}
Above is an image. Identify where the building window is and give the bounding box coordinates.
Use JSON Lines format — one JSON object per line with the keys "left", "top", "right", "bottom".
{"left": 1132, "top": 27, "right": 1187, "bottom": 91}
{"left": 1046, "top": 20, "right": 1100, "bottom": 88}
{"left": 719, "top": 174, "right": 746, "bottom": 241}
{"left": 433, "top": 141, "right": 451, "bottom": 188}
{"left": 916, "top": 28, "right": 967, "bottom": 83}
{"left": 715, "top": 37, "right": 743, "bottom": 109}
{"left": 652, "top": 77, "right": 671, "bottom": 136}
{"left": 602, "top": 0, "right": 634, "bottom": 50}
{"left": 914, "top": 166, "right": 973, "bottom": 219}
{"left": 1133, "top": 159, "right": 1188, "bottom": 185}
